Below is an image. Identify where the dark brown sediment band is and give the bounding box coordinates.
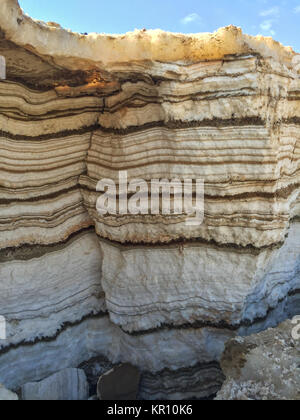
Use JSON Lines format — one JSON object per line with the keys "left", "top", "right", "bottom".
{"left": 97, "top": 233, "right": 285, "bottom": 254}
{"left": 98, "top": 117, "right": 266, "bottom": 135}
{"left": 0, "top": 310, "right": 108, "bottom": 357}
{"left": 0, "top": 226, "right": 95, "bottom": 262}
{"left": 0, "top": 124, "right": 99, "bottom": 142}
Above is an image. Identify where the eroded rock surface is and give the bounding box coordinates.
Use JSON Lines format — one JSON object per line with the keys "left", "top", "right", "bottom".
{"left": 216, "top": 320, "right": 300, "bottom": 400}
{"left": 0, "top": 0, "right": 299, "bottom": 400}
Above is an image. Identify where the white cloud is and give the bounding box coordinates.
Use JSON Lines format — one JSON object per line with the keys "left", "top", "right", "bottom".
{"left": 258, "top": 6, "right": 280, "bottom": 37}
{"left": 181, "top": 13, "right": 201, "bottom": 25}
{"left": 260, "top": 20, "right": 273, "bottom": 31}
{"left": 260, "top": 19, "right": 276, "bottom": 35}
{"left": 259, "top": 6, "right": 280, "bottom": 18}
{"left": 294, "top": 6, "right": 300, "bottom": 13}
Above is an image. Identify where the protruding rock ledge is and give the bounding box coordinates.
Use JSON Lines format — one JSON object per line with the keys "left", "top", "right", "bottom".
{"left": 0, "top": 0, "right": 298, "bottom": 74}
{"left": 21, "top": 368, "right": 89, "bottom": 401}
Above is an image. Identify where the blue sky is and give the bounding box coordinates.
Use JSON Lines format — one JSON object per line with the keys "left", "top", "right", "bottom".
{"left": 19, "top": 0, "right": 300, "bottom": 52}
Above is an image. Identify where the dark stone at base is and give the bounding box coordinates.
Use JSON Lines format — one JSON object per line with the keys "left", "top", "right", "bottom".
{"left": 97, "top": 363, "right": 141, "bottom": 401}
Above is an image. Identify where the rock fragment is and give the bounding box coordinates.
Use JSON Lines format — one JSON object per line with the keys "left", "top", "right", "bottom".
{"left": 216, "top": 320, "right": 300, "bottom": 400}
{"left": 97, "top": 364, "right": 141, "bottom": 400}
{"left": 0, "top": 384, "right": 18, "bottom": 401}
{"left": 21, "top": 368, "right": 89, "bottom": 401}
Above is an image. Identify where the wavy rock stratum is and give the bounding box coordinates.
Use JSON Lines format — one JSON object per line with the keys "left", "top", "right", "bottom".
{"left": 0, "top": 0, "right": 299, "bottom": 399}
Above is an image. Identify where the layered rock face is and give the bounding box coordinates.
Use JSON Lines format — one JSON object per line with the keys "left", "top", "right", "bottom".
{"left": 0, "top": 0, "right": 299, "bottom": 399}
